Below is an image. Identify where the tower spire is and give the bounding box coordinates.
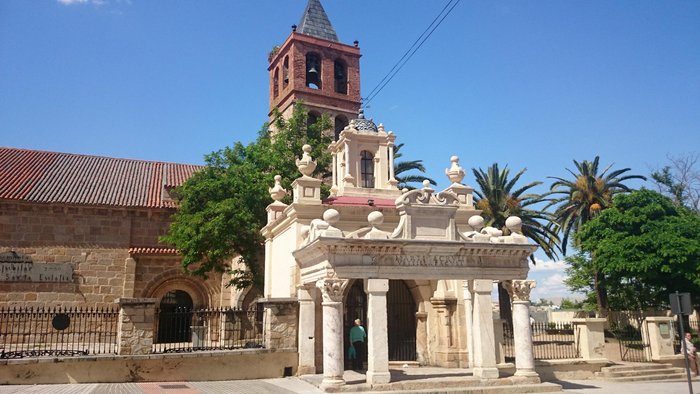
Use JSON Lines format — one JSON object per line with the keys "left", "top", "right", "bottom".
{"left": 297, "top": 0, "right": 339, "bottom": 42}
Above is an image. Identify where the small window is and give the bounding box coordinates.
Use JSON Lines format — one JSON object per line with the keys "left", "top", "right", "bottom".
{"left": 283, "top": 56, "right": 289, "bottom": 87}
{"left": 273, "top": 67, "right": 279, "bottom": 98}
{"left": 334, "top": 115, "right": 348, "bottom": 140}
{"left": 306, "top": 53, "right": 321, "bottom": 89}
{"left": 360, "top": 150, "right": 375, "bottom": 188}
{"left": 334, "top": 60, "right": 347, "bottom": 94}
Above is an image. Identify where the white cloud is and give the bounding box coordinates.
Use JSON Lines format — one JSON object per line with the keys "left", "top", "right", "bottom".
{"left": 528, "top": 258, "right": 567, "bottom": 272}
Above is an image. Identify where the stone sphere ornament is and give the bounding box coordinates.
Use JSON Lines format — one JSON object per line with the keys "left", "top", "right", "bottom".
{"left": 468, "top": 215, "right": 485, "bottom": 231}
{"left": 322, "top": 209, "right": 340, "bottom": 225}
{"left": 367, "top": 211, "right": 384, "bottom": 227}
{"left": 505, "top": 216, "right": 522, "bottom": 233}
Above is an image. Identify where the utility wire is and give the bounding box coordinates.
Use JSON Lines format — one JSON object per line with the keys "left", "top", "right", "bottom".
{"left": 362, "top": 0, "right": 462, "bottom": 108}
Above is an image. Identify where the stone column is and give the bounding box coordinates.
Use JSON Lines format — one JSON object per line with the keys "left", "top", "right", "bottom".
{"left": 317, "top": 278, "right": 349, "bottom": 390}
{"left": 462, "top": 280, "right": 474, "bottom": 367}
{"left": 365, "top": 279, "right": 390, "bottom": 384}
{"left": 298, "top": 285, "right": 317, "bottom": 375}
{"left": 572, "top": 318, "right": 607, "bottom": 360}
{"left": 471, "top": 280, "right": 499, "bottom": 379}
{"left": 115, "top": 298, "right": 156, "bottom": 355}
{"left": 504, "top": 280, "right": 538, "bottom": 378}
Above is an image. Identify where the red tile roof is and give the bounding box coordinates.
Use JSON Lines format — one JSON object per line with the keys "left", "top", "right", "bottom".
{"left": 0, "top": 147, "right": 202, "bottom": 209}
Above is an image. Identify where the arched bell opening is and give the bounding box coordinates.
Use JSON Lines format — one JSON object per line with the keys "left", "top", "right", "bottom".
{"left": 334, "top": 59, "right": 347, "bottom": 94}
{"left": 334, "top": 115, "right": 348, "bottom": 140}
{"left": 305, "top": 52, "right": 322, "bottom": 89}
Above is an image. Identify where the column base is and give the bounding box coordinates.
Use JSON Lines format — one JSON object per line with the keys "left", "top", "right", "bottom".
{"left": 514, "top": 369, "right": 539, "bottom": 378}
{"left": 366, "top": 371, "right": 391, "bottom": 384}
{"left": 472, "top": 367, "right": 499, "bottom": 379}
{"left": 320, "top": 377, "right": 345, "bottom": 391}
{"left": 297, "top": 365, "right": 316, "bottom": 375}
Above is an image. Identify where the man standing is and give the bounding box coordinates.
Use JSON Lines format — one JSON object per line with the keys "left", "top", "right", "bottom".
{"left": 350, "top": 318, "right": 367, "bottom": 371}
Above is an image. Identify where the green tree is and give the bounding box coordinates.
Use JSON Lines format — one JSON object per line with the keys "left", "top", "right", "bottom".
{"left": 393, "top": 143, "right": 436, "bottom": 190}
{"left": 576, "top": 189, "right": 700, "bottom": 310}
{"left": 162, "top": 104, "right": 332, "bottom": 289}
{"left": 472, "top": 163, "right": 560, "bottom": 322}
{"left": 549, "top": 156, "right": 645, "bottom": 317}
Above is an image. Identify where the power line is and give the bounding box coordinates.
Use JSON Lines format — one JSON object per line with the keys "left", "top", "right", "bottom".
{"left": 362, "top": 0, "right": 462, "bottom": 108}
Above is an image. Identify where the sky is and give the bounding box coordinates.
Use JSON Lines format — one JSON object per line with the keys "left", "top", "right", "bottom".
{"left": 1, "top": 0, "right": 699, "bottom": 303}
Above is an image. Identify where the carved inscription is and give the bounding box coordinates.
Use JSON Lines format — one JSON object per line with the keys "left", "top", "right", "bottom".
{"left": 379, "top": 254, "right": 476, "bottom": 267}
{"left": 0, "top": 252, "right": 73, "bottom": 283}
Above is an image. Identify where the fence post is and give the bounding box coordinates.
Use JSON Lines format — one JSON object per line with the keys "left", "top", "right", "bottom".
{"left": 115, "top": 298, "right": 156, "bottom": 355}
{"left": 572, "top": 318, "right": 606, "bottom": 360}
{"left": 644, "top": 316, "right": 675, "bottom": 361}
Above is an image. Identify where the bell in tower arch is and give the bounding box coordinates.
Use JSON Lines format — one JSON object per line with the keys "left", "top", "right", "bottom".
{"left": 305, "top": 53, "right": 322, "bottom": 89}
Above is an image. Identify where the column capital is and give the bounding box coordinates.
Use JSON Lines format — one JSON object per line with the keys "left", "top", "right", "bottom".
{"left": 316, "top": 278, "right": 348, "bottom": 302}
{"left": 503, "top": 280, "right": 536, "bottom": 302}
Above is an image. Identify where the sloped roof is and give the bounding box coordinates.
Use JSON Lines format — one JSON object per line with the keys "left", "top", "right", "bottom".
{"left": 0, "top": 147, "right": 202, "bottom": 209}
{"left": 297, "top": 0, "right": 339, "bottom": 42}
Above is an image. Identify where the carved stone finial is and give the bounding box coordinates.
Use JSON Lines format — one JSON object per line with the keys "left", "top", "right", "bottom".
{"left": 505, "top": 216, "right": 522, "bottom": 234}
{"left": 322, "top": 209, "right": 340, "bottom": 226}
{"left": 503, "top": 280, "right": 536, "bottom": 302}
{"left": 329, "top": 185, "right": 338, "bottom": 197}
{"left": 316, "top": 278, "right": 348, "bottom": 302}
{"left": 296, "top": 144, "right": 317, "bottom": 177}
{"left": 268, "top": 175, "right": 287, "bottom": 202}
{"left": 468, "top": 215, "right": 485, "bottom": 231}
{"left": 422, "top": 179, "right": 431, "bottom": 189}
{"left": 445, "top": 155, "right": 465, "bottom": 184}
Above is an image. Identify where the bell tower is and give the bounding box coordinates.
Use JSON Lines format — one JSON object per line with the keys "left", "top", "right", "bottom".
{"left": 268, "top": 0, "right": 361, "bottom": 139}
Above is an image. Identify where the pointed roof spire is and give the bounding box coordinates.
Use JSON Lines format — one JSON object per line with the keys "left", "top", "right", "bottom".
{"left": 297, "top": 0, "right": 339, "bottom": 42}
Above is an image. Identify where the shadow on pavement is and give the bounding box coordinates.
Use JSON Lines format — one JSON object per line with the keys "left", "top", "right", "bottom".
{"left": 549, "top": 379, "right": 602, "bottom": 390}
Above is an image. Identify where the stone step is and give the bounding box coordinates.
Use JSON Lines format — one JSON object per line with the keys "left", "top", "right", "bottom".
{"left": 599, "top": 373, "right": 687, "bottom": 382}
{"left": 366, "top": 382, "right": 563, "bottom": 394}
{"left": 598, "top": 363, "right": 673, "bottom": 373}
{"left": 597, "top": 367, "right": 685, "bottom": 378}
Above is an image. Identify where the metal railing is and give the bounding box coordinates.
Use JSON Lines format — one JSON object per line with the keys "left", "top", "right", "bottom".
{"left": 503, "top": 321, "right": 579, "bottom": 361}
{"left": 152, "top": 305, "right": 264, "bottom": 353}
{"left": 0, "top": 306, "right": 119, "bottom": 359}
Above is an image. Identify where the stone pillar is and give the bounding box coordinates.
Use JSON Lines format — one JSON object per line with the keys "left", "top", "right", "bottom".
{"left": 317, "top": 278, "right": 349, "bottom": 390}
{"left": 462, "top": 280, "right": 475, "bottom": 367}
{"left": 645, "top": 317, "right": 676, "bottom": 361}
{"left": 115, "top": 298, "right": 156, "bottom": 355}
{"left": 471, "top": 279, "right": 499, "bottom": 379}
{"left": 122, "top": 258, "right": 136, "bottom": 298}
{"left": 261, "top": 298, "right": 298, "bottom": 349}
{"left": 365, "top": 279, "right": 390, "bottom": 384}
{"left": 298, "top": 285, "right": 317, "bottom": 375}
{"left": 493, "top": 319, "right": 505, "bottom": 364}
{"left": 572, "top": 318, "right": 607, "bottom": 360}
{"left": 504, "top": 280, "right": 538, "bottom": 378}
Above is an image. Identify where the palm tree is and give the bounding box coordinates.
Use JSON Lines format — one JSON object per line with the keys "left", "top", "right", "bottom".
{"left": 472, "top": 163, "right": 561, "bottom": 323}
{"left": 548, "top": 156, "right": 646, "bottom": 317}
{"left": 394, "top": 143, "right": 436, "bottom": 190}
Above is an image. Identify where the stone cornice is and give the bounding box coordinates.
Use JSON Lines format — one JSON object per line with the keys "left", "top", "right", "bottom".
{"left": 293, "top": 237, "right": 536, "bottom": 283}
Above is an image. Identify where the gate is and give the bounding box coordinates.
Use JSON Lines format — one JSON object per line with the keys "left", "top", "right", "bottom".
{"left": 610, "top": 312, "right": 651, "bottom": 362}
{"left": 387, "top": 280, "right": 416, "bottom": 361}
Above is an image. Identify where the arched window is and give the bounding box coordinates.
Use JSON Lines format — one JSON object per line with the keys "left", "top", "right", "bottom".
{"left": 157, "top": 290, "right": 194, "bottom": 344}
{"left": 306, "top": 53, "right": 321, "bottom": 89}
{"left": 273, "top": 67, "right": 279, "bottom": 98}
{"left": 307, "top": 111, "right": 320, "bottom": 128}
{"left": 283, "top": 56, "right": 289, "bottom": 88}
{"left": 360, "top": 150, "right": 375, "bottom": 188}
{"left": 334, "top": 115, "right": 348, "bottom": 140}
{"left": 334, "top": 59, "right": 347, "bottom": 94}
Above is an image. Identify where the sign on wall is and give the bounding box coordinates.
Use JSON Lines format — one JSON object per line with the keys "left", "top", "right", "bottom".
{"left": 0, "top": 251, "right": 73, "bottom": 283}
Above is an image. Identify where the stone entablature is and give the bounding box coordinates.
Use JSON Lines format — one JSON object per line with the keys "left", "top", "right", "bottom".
{"left": 294, "top": 238, "right": 535, "bottom": 284}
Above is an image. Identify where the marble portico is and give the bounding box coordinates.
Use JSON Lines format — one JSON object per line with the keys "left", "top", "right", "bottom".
{"left": 260, "top": 114, "right": 540, "bottom": 390}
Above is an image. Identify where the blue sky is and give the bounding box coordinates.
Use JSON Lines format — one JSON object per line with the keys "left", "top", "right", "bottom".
{"left": 2, "top": 1, "right": 699, "bottom": 302}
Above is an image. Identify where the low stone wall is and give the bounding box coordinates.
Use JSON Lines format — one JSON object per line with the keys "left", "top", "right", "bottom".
{"left": 0, "top": 349, "right": 297, "bottom": 385}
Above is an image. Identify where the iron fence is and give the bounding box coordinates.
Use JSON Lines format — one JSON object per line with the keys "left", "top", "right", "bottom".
{"left": 152, "top": 305, "right": 264, "bottom": 353}
{"left": 609, "top": 311, "right": 651, "bottom": 362}
{"left": 503, "top": 321, "right": 579, "bottom": 361}
{"left": 0, "top": 306, "right": 119, "bottom": 359}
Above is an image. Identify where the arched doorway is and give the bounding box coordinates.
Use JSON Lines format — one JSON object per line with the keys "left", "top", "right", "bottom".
{"left": 343, "top": 280, "right": 417, "bottom": 365}
{"left": 157, "top": 289, "right": 193, "bottom": 343}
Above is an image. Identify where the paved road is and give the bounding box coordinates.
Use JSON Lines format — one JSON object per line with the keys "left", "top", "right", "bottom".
{"left": 1, "top": 377, "right": 699, "bottom": 393}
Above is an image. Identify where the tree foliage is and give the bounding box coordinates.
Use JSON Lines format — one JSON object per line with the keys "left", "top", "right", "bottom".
{"left": 651, "top": 153, "right": 700, "bottom": 214}
{"left": 161, "top": 104, "right": 332, "bottom": 288}
{"left": 393, "top": 143, "right": 436, "bottom": 190}
{"left": 576, "top": 189, "right": 700, "bottom": 308}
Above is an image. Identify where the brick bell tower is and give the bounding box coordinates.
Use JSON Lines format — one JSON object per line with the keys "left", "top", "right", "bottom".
{"left": 268, "top": 0, "right": 361, "bottom": 139}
